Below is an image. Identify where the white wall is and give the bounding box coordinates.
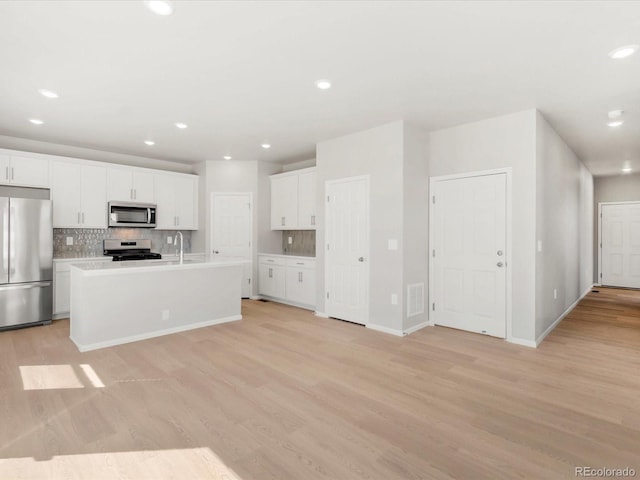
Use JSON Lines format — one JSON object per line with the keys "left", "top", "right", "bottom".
{"left": 0, "top": 134, "right": 192, "bottom": 173}
{"left": 593, "top": 174, "right": 640, "bottom": 282}
{"left": 535, "top": 112, "right": 593, "bottom": 341}
{"left": 316, "top": 121, "right": 405, "bottom": 332}
{"left": 402, "top": 124, "right": 429, "bottom": 331}
{"left": 429, "top": 110, "right": 537, "bottom": 343}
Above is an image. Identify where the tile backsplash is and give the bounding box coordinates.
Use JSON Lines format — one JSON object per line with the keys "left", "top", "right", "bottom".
{"left": 282, "top": 230, "right": 316, "bottom": 257}
{"left": 53, "top": 228, "right": 192, "bottom": 258}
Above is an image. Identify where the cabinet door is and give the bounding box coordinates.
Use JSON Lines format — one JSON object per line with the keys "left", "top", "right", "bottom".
{"left": 271, "top": 175, "right": 298, "bottom": 230}
{"left": 107, "top": 168, "right": 133, "bottom": 201}
{"left": 155, "top": 174, "right": 176, "bottom": 229}
{"left": 80, "top": 165, "right": 107, "bottom": 228}
{"left": 54, "top": 271, "right": 71, "bottom": 315}
{"left": 286, "top": 267, "right": 315, "bottom": 305}
{"left": 297, "top": 171, "right": 316, "bottom": 230}
{"left": 10, "top": 155, "right": 50, "bottom": 188}
{"left": 0, "top": 155, "right": 9, "bottom": 184}
{"left": 174, "top": 175, "right": 197, "bottom": 229}
{"left": 259, "top": 263, "right": 275, "bottom": 296}
{"left": 132, "top": 171, "right": 155, "bottom": 203}
{"left": 52, "top": 162, "right": 82, "bottom": 227}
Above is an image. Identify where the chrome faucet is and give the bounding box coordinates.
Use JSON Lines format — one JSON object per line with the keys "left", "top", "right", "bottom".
{"left": 174, "top": 231, "right": 184, "bottom": 263}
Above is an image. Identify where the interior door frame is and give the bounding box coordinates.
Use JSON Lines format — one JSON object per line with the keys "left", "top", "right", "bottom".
{"left": 428, "top": 167, "right": 513, "bottom": 339}
{"left": 324, "top": 175, "right": 370, "bottom": 326}
{"left": 210, "top": 192, "right": 254, "bottom": 295}
{"left": 597, "top": 201, "right": 640, "bottom": 287}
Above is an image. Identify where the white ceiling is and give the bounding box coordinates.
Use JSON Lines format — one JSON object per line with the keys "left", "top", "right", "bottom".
{"left": 0, "top": 1, "right": 638, "bottom": 175}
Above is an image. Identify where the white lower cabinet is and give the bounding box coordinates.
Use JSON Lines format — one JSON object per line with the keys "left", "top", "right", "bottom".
{"left": 53, "top": 258, "right": 112, "bottom": 317}
{"left": 258, "top": 258, "right": 286, "bottom": 298}
{"left": 258, "top": 254, "right": 315, "bottom": 309}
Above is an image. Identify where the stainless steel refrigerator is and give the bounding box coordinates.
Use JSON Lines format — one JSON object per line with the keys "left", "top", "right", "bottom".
{"left": 0, "top": 189, "right": 53, "bottom": 330}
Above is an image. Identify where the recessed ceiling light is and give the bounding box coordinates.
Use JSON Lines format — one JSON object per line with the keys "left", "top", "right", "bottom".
{"left": 622, "top": 167, "right": 632, "bottom": 173}
{"left": 29, "top": 118, "right": 44, "bottom": 125}
{"left": 175, "top": 122, "right": 188, "bottom": 129}
{"left": 144, "top": 0, "right": 174, "bottom": 16}
{"left": 144, "top": 140, "right": 155, "bottom": 146}
{"left": 261, "top": 143, "right": 271, "bottom": 149}
{"left": 38, "top": 89, "right": 59, "bottom": 99}
{"left": 607, "top": 120, "right": 624, "bottom": 127}
{"left": 608, "top": 45, "right": 639, "bottom": 59}
{"left": 315, "top": 79, "right": 332, "bottom": 90}
{"left": 223, "top": 155, "right": 232, "bottom": 160}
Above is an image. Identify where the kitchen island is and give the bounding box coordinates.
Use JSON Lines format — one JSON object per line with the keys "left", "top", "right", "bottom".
{"left": 69, "top": 258, "right": 246, "bottom": 352}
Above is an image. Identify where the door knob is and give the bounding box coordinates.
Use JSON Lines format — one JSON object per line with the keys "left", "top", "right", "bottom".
{"left": 358, "top": 257, "right": 364, "bottom": 262}
{"left": 212, "top": 250, "right": 219, "bottom": 254}
{"left": 497, "top": 262, "right": 504, "bottom": 267}
{"left": 497, "top": 250, "right": 503, "bottom": 256}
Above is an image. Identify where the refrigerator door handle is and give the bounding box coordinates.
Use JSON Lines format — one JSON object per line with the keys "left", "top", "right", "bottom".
{"left": 9, "top": 206, "right": 15, "bottom": 275}
{"left": 0, "top": 281, "right": 52, "bottom": 291}
{"left": 1, "top": 200, "right": 7, "bottom": 277}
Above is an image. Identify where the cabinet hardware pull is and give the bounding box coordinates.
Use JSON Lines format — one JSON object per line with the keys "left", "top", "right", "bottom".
{"left": 311, "top": 215, "right": 315, "bottom": 225}
{"left": 299, "top": 271, "right": 302, "bottom": 282}
{"left": 281, "top": 216, "right": 285, "bottom": 226}
{"left": 269, "top": 268, "right": 273, "bottom": 278}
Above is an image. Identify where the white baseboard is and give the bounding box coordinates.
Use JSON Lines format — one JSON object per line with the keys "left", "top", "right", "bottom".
{"left": 71, "top": 314, "right": 242, "bottom": 352}
{"left": 53, "top": 313, "right": 69, "bottom": 321}
{"left": 535, "top": 283, "right": 594, "bottom": 346}
{"left": 403, "top": 321, "right": 430, "bottom": 335}
{"left": 249, "top": 295, "right": 261, "bottom": 300}
{"left": 256, "top": 295, "right": 315, "bottom": 311}
{"left": 366, "top": 324, "right": 405, "bottom": 337}
{"left": 506, "top": 337, "right": 537, "bottom": 348}
{"left": 314, "top": 311, "right": 329, "bottom": 318}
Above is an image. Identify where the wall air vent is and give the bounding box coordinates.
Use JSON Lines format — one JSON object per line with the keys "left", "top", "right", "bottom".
{"left": 407, "top": 283, "right": 425, "bottom": 317}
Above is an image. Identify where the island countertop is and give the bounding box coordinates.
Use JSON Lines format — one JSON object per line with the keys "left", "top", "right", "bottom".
{"left": 70, "top": 257, "right": 249, "bottom": 276}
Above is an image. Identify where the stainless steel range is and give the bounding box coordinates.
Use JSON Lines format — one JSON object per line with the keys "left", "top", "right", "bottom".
{"left": 103, "top": 239, "right": 162, "bottom": 261}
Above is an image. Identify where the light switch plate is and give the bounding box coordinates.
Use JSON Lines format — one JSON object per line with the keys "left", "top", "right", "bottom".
{"left": 388, "top": 239, "right": 398, "bottom": 250}
{"left": 288, "top": 236, "right": 293, "bottom": 245}
{"left": 66, "top": 237, "right": 73, "bottom": 246}
{"left": 537, "top": 240, "right": 542, "bottom": 252}
{"left": 167, "top": 236, "right": 173, "bottom": 244}
{"left": 391, "top": 293, "right": 398, "bottom": 305}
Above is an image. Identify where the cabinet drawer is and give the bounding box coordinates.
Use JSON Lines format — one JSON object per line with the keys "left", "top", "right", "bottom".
{"left": 286, "top": 258, "right": 316, "bottom": 269}
{"left": 259, "top": 255, "right": 286, "bottom": 266}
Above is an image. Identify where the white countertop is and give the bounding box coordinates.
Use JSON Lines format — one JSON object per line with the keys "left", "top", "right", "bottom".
{"left": 71, "top": 257, "right": 248, "bottom": 276}
{"left": 258, "top": 253, "right": 316, "bottom": 260}
{"left": 54, "top": 253, "right": 207, "bottom": 263}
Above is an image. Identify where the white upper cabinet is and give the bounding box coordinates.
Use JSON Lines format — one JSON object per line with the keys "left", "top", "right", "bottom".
{"left": 271, "top": 174, "right": 298, "bottom": 229}
{"left": 0, "top": 153, "right": 49, "bottom": 188}
{"left": 297, "top": 170, "right": 317, "bottom": 229}
{"left": 52, "top": 161, "right": 107, "bottom": 228}
{"left": 107, "top": 167, "right": 155, "bottom": 203}
{"left": 155, "top": 173, "right": 198, "bottom": 230}
{"left": 270, "top": 167, "right": 316, "bottom": 230}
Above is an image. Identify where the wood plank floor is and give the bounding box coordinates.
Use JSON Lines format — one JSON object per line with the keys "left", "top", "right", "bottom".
{"left": 1, "top": 288, "right": 639, "bottom": 479}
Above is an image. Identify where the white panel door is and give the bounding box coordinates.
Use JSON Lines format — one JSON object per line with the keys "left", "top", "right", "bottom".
{"left": 601, "top": 203, "right": 640, "bottom": 288}
{"left": 297, "top": 170, "right": 317, "bottom": 229}
{"left": 52, "top": 162, "right": 82, "bottom": 227}
{"left": 432, "top": 173, "right": 507, "bottom": 338}
{"left": 10, "top": 155, "right": 50, "bottom": 188}
{"left": 80, "top": 165, "right": 107, "bottom": 228}
{"left": 132, "top": 171, "right": 155, "bottom": 203}
{"left": 326, "top": 176, "right": 369, "bottom": 325}
{"left": 107, "top": 168, "right": 133, "bottom": 201}
{"left": 174, "top": 176, "right": 197, "bottom": 229}
{"left": 212, "top": 193, "right": 253, "bottom": 298}
{"left": 271, "top": 175, "right": 298, "bottom": 229}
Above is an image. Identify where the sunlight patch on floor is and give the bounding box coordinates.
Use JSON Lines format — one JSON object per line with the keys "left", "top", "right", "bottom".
{"left": 0, "top": 447, "right": 242, "bottom": 480}
{"left": 19, "top": 364, "right": 105, "bottom": 390}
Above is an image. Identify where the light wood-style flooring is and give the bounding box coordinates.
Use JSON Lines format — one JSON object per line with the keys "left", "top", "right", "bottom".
{"left": 1, "top": 288, "right": 640, "bottom": 479}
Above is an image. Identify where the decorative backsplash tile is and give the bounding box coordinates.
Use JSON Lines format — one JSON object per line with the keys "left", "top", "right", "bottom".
{"left": 53, "top": 228, "right": 192, "bottom": 258}
{"left": 282, "top": 230, "right": 316, "bottom": 257}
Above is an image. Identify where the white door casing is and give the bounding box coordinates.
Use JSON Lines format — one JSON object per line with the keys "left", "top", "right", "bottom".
{"left": 430, "top": 171, "right": 508, "bottom": 338}
{"left": 599, "top": 202, "right": 640, "bottom": 288}
{"left": 325, "top": 176, "right": 370, "bottom": 325}
{"left": 211, "top": 192, "right": 253, "bottom": 298}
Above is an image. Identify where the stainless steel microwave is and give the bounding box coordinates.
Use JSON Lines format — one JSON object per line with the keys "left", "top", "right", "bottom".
{"left": 108, "top": 201, "right": 157, "bottom": 228}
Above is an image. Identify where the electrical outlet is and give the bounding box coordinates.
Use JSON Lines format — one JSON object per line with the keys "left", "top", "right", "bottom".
{"left": 288, "top": 236, "right": 293, "bottom": 245}
{"left": 167, "top": 236, "right": 173, "bottom": 244}
{"left": 66, "top": 237, "right": 73, "bottom": 246}
{"left": 388, "top": 239, "right": 398, "bottom": 250}
{"left": 391, "top": 293, "right": 398, "bottom": 305}
{"left": 162, "top": 309, "right": 170, "bottom": 320}
{"left": 553, "top": 289, "right": 558, "bottom": 300}
{"left": 537, "top": 240, "right": 542, "bottom": 252}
